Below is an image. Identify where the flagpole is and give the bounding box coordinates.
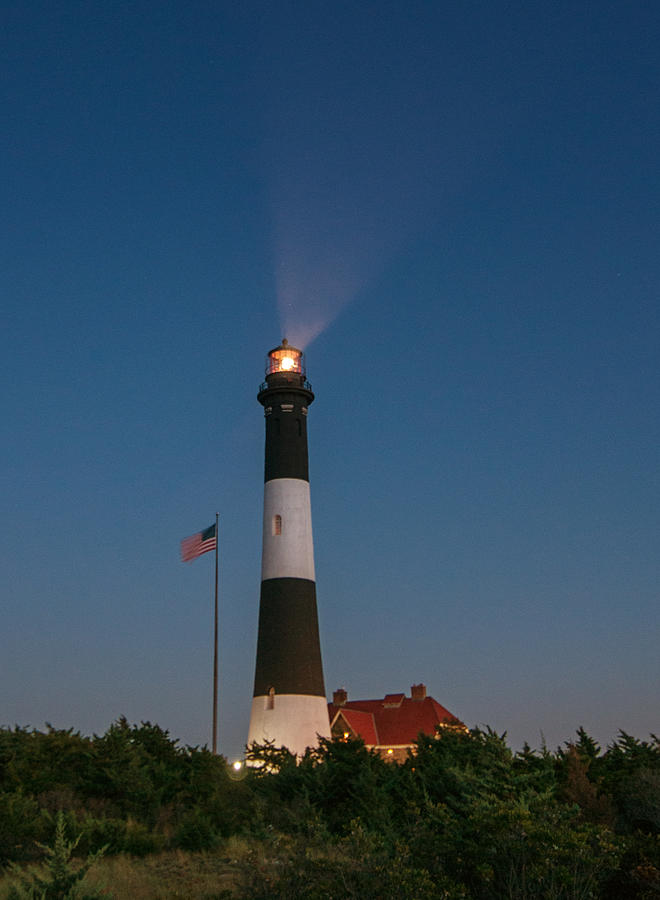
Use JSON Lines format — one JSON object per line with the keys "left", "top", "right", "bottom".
{"left": 212, "top": 512, "right": 219, "bottom": 755}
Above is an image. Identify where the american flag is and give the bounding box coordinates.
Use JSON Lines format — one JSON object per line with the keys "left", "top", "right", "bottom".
{"left": 181, "top": 523, "right": 217, "bottom": 562}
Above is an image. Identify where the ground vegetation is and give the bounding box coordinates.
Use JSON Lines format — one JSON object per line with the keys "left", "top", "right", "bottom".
{"left": 0, "top": 719, "right": 658, "bottom": 897}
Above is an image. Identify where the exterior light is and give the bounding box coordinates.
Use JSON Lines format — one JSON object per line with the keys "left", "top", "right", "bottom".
{"left": 228, "top": 758, "right": 247, "bottom": 780}
{"left": 387, "top": 748, "right": 394, "bottom": 755}
{"left": 343, "top": 732, "right": 350, "bottom": 739}
{"left": 264, "top": 339, "right": 305, "bottom": 377}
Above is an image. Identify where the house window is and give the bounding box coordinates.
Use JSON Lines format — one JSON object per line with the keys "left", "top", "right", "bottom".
{"left": 273, "top": 514, "right": 282, "bottom": 536}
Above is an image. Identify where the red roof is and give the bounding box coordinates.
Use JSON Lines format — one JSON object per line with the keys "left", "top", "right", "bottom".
{"left": 328, "top": 693, "right": 459, "bottom": 747}
{"left": 382, "top": 693, "right": 405, "bottom": 707}
{"left": 334, "top": 708, "right": 378, "bottom": 745}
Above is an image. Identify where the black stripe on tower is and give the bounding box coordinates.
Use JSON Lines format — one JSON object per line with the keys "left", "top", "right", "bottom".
{"left": 253, "top": 577, "right": 325, "bottom": 696}
{"left": 258, "top": 381, "right": 314, "bottom": 482}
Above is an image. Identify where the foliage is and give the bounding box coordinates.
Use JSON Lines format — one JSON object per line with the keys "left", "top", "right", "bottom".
{"left": 2, "top": 719, "right": 660, "bottom": 897}
{"left": 558, "top": 744, "right": 615, "bottom": 827}
{"left": 0, "top": 792, "right": 50, "bottom": 866}
{"left": 256, "top": 736, "right": 398, "bottom": 836}
{"left": 239, "top": 819, "right": 441, "bottom": 899}
{"left": 4, "top": 811, "right": 106, "bottom": 899}
{"left": 601, "top": 732, "right": 660, "bottom": 835}
{"left": 172, "top": 810, "right": 220, "bottom": 852}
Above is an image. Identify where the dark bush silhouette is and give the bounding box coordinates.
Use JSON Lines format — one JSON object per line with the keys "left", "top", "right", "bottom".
{"left": 2, "top": 719, "right": 660, "bottom": 897}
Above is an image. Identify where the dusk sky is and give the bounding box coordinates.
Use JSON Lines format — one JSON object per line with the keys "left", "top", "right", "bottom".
{"left": 3, "top": 1, "right": 659, "bottom": 762}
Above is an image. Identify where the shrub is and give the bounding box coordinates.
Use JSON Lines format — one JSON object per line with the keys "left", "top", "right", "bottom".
{"left": 0, "top": 792, "right": 49, "bottom": 865}
{"left": 4, "top": 811, "right": 107, "bottom": 899}
{"left": 173, "top": 811, "right": 219, "bottom": 852}
{"left": 76, "top": 818, "right": 127, "bottom": 856}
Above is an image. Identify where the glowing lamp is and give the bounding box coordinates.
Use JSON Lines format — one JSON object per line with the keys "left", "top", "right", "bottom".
{"left": 265, "top": 338, "right": 305, "bottom": 377}
{"left": 233, "top": 760, "right": 243, "bottom": 772}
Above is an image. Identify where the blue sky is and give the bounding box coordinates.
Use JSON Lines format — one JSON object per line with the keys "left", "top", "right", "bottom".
{"left": 2, "top": 1, "right": 659, "bottom": 761}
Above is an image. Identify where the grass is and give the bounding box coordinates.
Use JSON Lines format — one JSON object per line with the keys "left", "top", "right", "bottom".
{"left": 0, "top": 838, "right": 258, "bottom": 899}
{"left": 0, "top": 831, "right": 399, "bottom": 899}
{"left": 84, "top": 850, "right": 242, "bottom": 898}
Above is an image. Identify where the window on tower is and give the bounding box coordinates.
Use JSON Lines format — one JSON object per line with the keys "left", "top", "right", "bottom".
{"left": 273, "top": 514, "right": 282, "bottom": 536}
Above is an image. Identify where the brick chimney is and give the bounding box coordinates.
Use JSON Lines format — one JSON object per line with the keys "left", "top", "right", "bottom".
{"left": 411, "top": 683, "right": 427, "bottom": 701}
{"left": 333, "top": 688, "right": 348, "bottom": 707}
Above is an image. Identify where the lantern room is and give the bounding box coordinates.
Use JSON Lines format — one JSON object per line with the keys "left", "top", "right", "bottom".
{"left": 265, "top": 339, "right": 305, "bottom": 377}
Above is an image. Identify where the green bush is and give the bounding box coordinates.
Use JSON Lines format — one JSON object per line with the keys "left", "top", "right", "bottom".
{"left": 76, "top": 817, "right": 126, "bottom": 856}
{"left": 0, "top": 792, "right": 49, "bottom": 864}
{"left": 3, "top": 718, "right": 660, "bottom": 895}
{"left": 122, "top": 819, "right": 163, "bottom": 857}
{"left": 240, "top": 821, "right": 445, "bottom": 900}
{"left": 76, "top": 816, "right": 163, "bottom": 858}
{"left": 173, "top": 811, "right": 219, "bottom": 852}
{"left": 4, "top": 811, "right": 106, "bottom": 900}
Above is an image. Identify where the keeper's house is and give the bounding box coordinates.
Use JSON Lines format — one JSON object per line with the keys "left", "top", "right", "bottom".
{"left": 328, "top": 684, "right": 465, "bottom": 763}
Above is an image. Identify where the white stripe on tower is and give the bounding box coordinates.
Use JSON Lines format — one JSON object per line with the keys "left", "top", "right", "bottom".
{"left": 261, "top": 478, "right": 315, "bottom": 582}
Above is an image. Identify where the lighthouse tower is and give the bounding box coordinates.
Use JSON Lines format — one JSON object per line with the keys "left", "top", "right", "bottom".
{"left": 247, "top": 340, "right": 330, "bottom": 756}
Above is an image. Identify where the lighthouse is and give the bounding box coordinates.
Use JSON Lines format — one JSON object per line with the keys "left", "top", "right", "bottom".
{"left": 247, "top": 340, "right": 330, "bottom": 756}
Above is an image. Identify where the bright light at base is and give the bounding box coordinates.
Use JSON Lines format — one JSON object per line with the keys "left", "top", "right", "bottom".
{"left": 233, "top": 760, "right": 243, "bottom": 771}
